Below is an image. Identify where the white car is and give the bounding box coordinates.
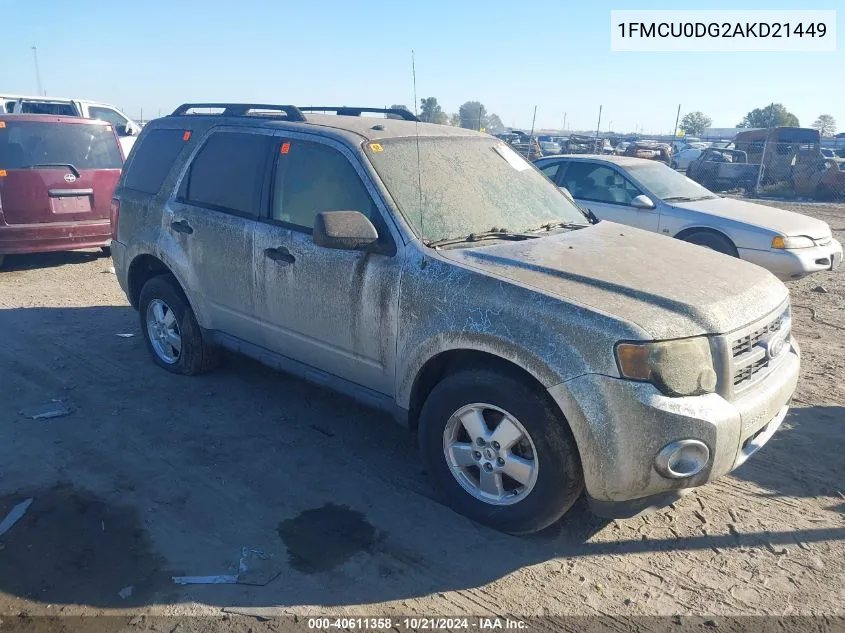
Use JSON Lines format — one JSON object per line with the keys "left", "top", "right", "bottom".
{"left": 534, "top": 154, "right": 843, "bottom": 280}
{"left": 671, "top": 147, "right": 703, "bottom": 170}
{"left": 0, "top": 94, "right": 141, "bottom": 156}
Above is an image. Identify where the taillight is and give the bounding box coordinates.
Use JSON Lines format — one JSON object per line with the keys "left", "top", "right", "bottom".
{"left": 109, "top": 198, "right": 120, "bottom": 240}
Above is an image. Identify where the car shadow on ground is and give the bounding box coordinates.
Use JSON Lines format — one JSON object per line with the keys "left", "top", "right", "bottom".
{"left": 731, "top": 405, "right": 845, "bottom": 505}
{"left": 0, "top": 305, "right": 842, "bottom": 610}
{"left": 0, "top": 250, "right": 108, "bottom": 272}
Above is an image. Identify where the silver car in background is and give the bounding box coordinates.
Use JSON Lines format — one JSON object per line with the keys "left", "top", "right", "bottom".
{"left": 535, "top": 154, "right": 843, "bottom": 280}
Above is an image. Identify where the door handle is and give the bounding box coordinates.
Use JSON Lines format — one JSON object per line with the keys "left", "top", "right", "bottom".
{"left": 171, "top": 220, "right": 193, "bottom": 235}
{"left": 264, "top": 246, "right": 296, "bottom": 265}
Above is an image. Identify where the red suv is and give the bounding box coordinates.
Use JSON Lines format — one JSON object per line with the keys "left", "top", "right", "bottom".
{"left": 0, "top": 115, "right": 123, "bottom": 267}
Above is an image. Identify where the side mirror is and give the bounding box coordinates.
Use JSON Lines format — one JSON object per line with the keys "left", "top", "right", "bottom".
{"left": 631, "top": 194, "right": 656, "bottom": 210}
{"left": 558, "top": 186, "right": 575, "bottom": 203}
{"left": 313, "top": 210, "right": 379, "bottom": 250}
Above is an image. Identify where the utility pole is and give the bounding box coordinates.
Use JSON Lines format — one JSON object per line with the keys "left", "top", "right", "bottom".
{"left": 562, "top": 112, "right": 567, "bottom": 133}
{"left": 595, "top": 105, "right": 603, "bottom": 151}
{"left": 528, "top": 105, "right": 538, "bottom": 159}
{"left": 672, "top": 103, "right": 681, "bottom": 144}
{"left": 31, "top": 46, "right": 44, "bottom": 96}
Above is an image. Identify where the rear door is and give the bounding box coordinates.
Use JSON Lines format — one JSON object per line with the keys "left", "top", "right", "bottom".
{"left": 167, "top": 127, "right": 275, "bottom": 343}
{"left": 0, "top": 118, "right": 122, "bottom": 225}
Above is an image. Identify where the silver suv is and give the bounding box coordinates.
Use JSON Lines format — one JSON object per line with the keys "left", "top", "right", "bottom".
{"left": 111, "top": 103, "right": 799, "bottom": 534}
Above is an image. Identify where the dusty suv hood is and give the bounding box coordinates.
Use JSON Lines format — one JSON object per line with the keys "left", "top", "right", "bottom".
{"left": 679, "top": 197, "right": 831, "bottom": 240}
{"left": 438, "top": 222, "right": 788, "bottom": 340}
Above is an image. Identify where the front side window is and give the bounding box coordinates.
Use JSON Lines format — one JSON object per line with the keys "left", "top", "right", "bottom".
{"left": 272, "top": 140, "right": 376, "bottom": 231}
{"left": 183, "top": 132, "right": 270, "bottom": 216}
{"left": 88, "top": 106, "right": 130, "bottom": 134}
{"left": 561, "top": 163, "right": 642, "bottom": 204}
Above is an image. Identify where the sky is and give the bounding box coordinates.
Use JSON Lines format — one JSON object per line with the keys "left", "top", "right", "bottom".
{"left": 3, "top": 0, "right": 843, "bottom": 133}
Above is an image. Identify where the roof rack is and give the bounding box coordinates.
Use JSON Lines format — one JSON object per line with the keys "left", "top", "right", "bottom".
{"left": 297, "top": 106, "right": 419, "bottom": 122}
{"left": 170, "top": 103, "right": 306, "bottom": 122}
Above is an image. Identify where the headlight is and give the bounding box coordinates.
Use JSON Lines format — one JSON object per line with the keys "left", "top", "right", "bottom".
{"left": 771, "top": 235, "right": 814, "bottom": 249}
{"left": 615, "top": 337, "right": 717, "bottom": 397}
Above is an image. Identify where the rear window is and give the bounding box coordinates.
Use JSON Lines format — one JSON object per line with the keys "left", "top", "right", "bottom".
{"left": 19, "top": 102, "right": 78, "bottom": 116}
{"left": 182, "top": 132, "right": 270, "bottom": 216}
{"left": 122, "top": 129, "right": 186, "bottom": 194}
{"left": 0, "top": 120, "right": 122, "bottom": 170}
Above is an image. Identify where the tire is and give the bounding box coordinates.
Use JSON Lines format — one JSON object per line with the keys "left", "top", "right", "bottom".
{"left": 101, "top": 246, "right": 112, "bottom": 257}
{"left": 418, "top": 368, "right": 583, "bottom": 534}
{"left": 138, "top": 274, "right": 219, "bottom": 375}
{"left": 680, "top": 230, "right": 738, "bottom": 257}
{"left": 0, "top": 255, "right": 5, "bottom": 269}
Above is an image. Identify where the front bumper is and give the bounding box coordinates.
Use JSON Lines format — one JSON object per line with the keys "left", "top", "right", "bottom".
{"left": 547, "top": 338, "right": 799, "bottom": 511}
{"left": 0, "top": 220, "right": 111, "bottom": 255}
{"left": 739, "top": 238, "right": 843, "bottom": 280}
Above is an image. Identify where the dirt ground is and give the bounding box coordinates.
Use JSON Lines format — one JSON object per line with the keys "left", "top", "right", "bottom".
{"left": 0, "top": 201, "right": 843, "bottom": 631}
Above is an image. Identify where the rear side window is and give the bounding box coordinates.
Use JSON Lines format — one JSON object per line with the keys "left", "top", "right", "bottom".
{"left": 183, "top": 132, "right": 270, "bottom": 216}
{"left": 0, "top": 120, "right": 122, "bottom": 169}
{"left": 19, "top": 102, "right": 77, "bottom": 116}
{"left": 123, "top": 129, "right": 186, "bottom": 194}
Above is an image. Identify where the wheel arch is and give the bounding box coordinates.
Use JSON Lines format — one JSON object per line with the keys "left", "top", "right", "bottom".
{"left": 127, "top": 254, "right": 172, "bottom": 309}
{"left": 403, "top": 345, "right": 565, "bottom": 433}
{"left": 674, "top": 226, "right": 739, "bottom": 256}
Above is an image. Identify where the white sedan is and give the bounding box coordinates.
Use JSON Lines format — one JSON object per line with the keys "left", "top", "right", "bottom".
{"left": 534, "top": 154, "right": 843, "bottom": 280}
{"left": 670, "top": 147, "right": 703, "bottom": 170}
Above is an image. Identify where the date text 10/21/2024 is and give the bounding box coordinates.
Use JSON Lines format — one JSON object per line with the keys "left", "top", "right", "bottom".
{"left": 306, "top": 618, "right": 528, "bottom": 630}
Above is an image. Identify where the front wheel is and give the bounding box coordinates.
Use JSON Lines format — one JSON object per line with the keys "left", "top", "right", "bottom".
{"left": 680, "top": 230, "right": 738, "bottom": 257}
{"left": 419, "top": 369, "right": 583, "bottom": 534}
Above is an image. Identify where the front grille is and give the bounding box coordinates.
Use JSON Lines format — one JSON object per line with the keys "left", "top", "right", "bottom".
{"left": 731, "top": 311, "right": 785, "bottom": 358}
{"left": 729, "top": 306, "right": 790, "bottom": 389}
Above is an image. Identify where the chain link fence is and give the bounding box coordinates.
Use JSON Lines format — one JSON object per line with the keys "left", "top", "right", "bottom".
{"left": 682, "top": 129, "right": 845, "bottom": 201}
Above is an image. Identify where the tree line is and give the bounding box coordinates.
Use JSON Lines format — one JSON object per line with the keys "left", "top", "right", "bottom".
{"left": 680, "top": 104, "right": 837, "bottom": 137}
{"left": 392, "top": 100, "right": 838, "bottom": 138}
{"left": 388, "top": 99, "right": 506, "bottom": 134}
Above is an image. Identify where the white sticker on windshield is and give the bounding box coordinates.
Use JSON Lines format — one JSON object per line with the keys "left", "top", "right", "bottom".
{"left": 493, "top": 143, "right": 531, "bottom": 172}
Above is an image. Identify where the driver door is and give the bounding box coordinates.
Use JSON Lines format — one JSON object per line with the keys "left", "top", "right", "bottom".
{"left": 251, "top": 135, "right": 402, "bottom": 395}
{"left": 560, "top": 161, "right": 659, "bottom": 232}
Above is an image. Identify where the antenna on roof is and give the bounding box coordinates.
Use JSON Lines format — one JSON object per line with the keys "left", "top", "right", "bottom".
{"left": 412, "top": 50, "right": 424, "bottom": 244}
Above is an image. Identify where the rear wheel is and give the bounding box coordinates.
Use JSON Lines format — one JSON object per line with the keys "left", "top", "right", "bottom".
{"left": 101, "top": 246, "right": 111, "bottom": 257}
{"left": 680, "top": 231, "right": 738, "bottom": 257}
{"left": 139, "top": 274, "right": 219, "bottom": 375}
{"left": 0, "top": 255, "right": 4, "bottom": 269}
{"left": 419, "top": 368, "right": 583, "bottom": 534}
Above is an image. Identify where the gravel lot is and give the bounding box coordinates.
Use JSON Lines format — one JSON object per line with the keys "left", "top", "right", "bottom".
{"left": 0, "top": 201, "right": 843, "bottom": 629}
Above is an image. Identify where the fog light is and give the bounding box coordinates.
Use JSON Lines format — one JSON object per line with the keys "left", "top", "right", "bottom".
{"left": 655, "top": 440, "right": 710, "bottom": 479}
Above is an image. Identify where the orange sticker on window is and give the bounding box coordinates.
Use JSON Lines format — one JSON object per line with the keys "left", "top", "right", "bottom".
{"left": 369, "top": 143, "right": 384, "bottom": 152}
{"left": 182, "top": 130, "right": 191, "bottom": 141}
{"left": 0, "top": 121, "right": 6, "bottom": 128}
{"left": 281, "top": 142, "right": 291, "bottom": 154}
{"left": 0, "top": 170, "right": 6, "bottom": 177}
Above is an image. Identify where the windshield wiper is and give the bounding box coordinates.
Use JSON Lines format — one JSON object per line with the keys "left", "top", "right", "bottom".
{"left": 663, "top": 195, "right": 718, "bottom": 202}
{"left": 425, "top": 230, "right": 539, "bottom": 249}
{"left": 526, "top": 221, "right": 591, "bottom": 233}
{"left": 25, "top": 163, "right": 81, "bottom": 178}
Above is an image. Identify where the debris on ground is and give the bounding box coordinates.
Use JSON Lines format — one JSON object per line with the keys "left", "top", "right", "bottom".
{"left": 103, "top": 267, "right": 116, "bottom": 275}
{"left": 19, "top": 401, "right": 71, "bottom": 420}
{"left": 118, "top": 585, "right": 134, "bottom": 599}
{"left": 172, "top": 547, "right": 279, "bottom": 586}
{"left": 116, "top": 333, "right": 135, "bottom": 338}
{"left": 811, "top": 285, "right": 828, "bottom": 293}
{"left": 0, "top": 498, "right": 33, "bottom": 538}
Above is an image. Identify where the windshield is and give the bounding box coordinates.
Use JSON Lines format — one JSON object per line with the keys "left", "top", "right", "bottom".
{"left": 366, "top": 136, "right": 586, "bottom": 243}
{"left": 627, "top": 161, "right": 718, "bottom": 201}
{"left": 0, "top": 120, "right": 122, "bottom": 170}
